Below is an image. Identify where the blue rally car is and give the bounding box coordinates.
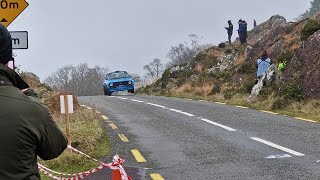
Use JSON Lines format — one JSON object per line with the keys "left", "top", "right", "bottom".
{"left": 103, "top": 71, "right": 134, "bottom": 96}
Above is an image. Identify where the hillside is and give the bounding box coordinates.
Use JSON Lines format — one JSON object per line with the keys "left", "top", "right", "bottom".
{"left": 139, "top": 14, "right": 320, "bottom": 120}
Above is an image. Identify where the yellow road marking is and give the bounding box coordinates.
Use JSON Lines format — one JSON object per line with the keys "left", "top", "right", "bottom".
{"left": 215, "top": 102, "right": 226, "bottom": 105}
{"left": 235, "top": 105, "right": 248, "bottom": 109}
{"left": 294, "top": 117, "right": 318, "bottom": 123}
{"left": 118, "top": 134, "right": 129, "bottom": 142}
{"left": 101, "top": 115, "right": 109, "bottom": 120}
{"left": 109, "top": 123, "right": 118, "bottom": 129}
{"left": 259, "top": 110, "right": 278, "bottom": 115}
{"left": 105, "top": 121, "right": 113, "bottom": 123}
{"left": 150, "top": 173, "right": 164, "bottom": 180}
{"left": 131, "top": 149, "right": 147, "bottom": 162}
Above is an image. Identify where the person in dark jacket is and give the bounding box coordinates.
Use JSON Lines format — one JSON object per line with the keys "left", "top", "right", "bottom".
{"left": 243, "top": 20, "right": 248, "bottom": 43}
{"left": 237, "top": 19, "right": 244, "bottom": 44}
{"left": 225, "top": 20, "right": 233, "bottom": 44}
{"left": 0, "top": 23, "right": 67, "bottom": 180}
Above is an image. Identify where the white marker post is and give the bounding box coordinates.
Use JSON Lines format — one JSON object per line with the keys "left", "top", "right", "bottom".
{"left": 60, "top": 95, "right": 74, "bottom": 152}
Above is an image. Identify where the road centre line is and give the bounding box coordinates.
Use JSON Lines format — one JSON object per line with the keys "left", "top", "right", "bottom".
{"left": 294, "top": 117, "right": 318, "bottom": 123}
{"left": 259, "top": 110, "right": 278, "bottom": 115}
{"left": 185, "top": 98, "right": 193, "bottom": 101}
{"left": 201, "top": 119, "right": 236, "bottom": 131}
{"left": 131, "top": 149, "right": 147, "bottom": 162}
{"left": 150, "top": 173, "right": 165, "bottom": 180}
{"left": 118, "top": 134, "right": 129, "bottom": 142}
{"left": 109, "top": 123, "right": 118, "bottom": 129}
{"left": 250, "top": 137, "right": 305, "bottom": 156}
{"left": 80, "top": 105, "right": 87, "bottom": 107}
{"left": 147, "top": 103, "right": 166, "bottom": 108}
{"left": 169, "top": 109, "right": 194, "bottom": 117}
{"left": 131, "top": 99, "right": 144, "bottom": 103}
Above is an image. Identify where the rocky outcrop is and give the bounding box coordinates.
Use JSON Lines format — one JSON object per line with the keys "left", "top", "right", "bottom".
{"left": 283, "top": 30, "right": 320, "bottom": 99}
{"left": 234, "top": 15, "right": 287, "bottom": 46}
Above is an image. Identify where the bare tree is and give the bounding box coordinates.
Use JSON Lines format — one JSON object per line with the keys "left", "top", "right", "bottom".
{"left": 166, "top": 34, "right": 210, "bottom": 67}
{"left": 143, "top": 58, "right": 164, "bottom": 82}
{"left": 130, "top": 73, "right": 142, "bottom": 84}
{"left": 44, "top": 63, "right": 109, "bottom": 96}
{"left": 300, "top": 0, "right": 320, "bottom": 19}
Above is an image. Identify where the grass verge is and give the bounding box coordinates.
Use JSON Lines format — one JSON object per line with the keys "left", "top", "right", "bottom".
{"left": 40, "top": 108, "right": 110, "bottom": 180}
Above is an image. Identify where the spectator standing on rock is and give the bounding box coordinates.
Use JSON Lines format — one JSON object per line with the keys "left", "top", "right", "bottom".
{"left": 256, "top": 50, "right": 272, "bottom": 81}
{"left": 225, "top": 20, "right": 233, "bottom": 44}
{"left": 254, "top": 19, "right": 257, "bottom": 28}
{"left": 243, "top": 20, "right": 248, "bottom": 43}
{"left": 238, "top": 19, "right": 245, "bottom": 44}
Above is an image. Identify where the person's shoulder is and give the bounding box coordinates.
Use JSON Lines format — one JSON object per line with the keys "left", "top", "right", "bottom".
{"left": 0, "top": 87, "right": 48, "bottom": 111}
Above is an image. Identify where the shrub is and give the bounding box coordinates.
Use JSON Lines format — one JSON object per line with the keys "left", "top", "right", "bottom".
{"left": 271, "top": 98, "right": 289, "bottom": 110}
{"left": 301, "top": 19, "right": 320, "bottom": 41}
{"left": 280, "top": 83, "right": 304, "bottom": 101}
{"left": 209, "top": 83, "right": 221, "bottom": 95}
{"left": 241, "top": 78, "right": 256, "bottom": 94}
{"left": 224, "top": 91, "right": 236, "bottom": 99}
{"left": 237, "top": 62, "right": 256, "bottom": 75}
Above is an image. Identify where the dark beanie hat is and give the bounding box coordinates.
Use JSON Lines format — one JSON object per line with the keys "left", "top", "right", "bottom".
{"left": 0, "top": 23, "right": 12, "bottom": 64}
{"left": 261, "top": 50, "right": 268, "bottom": 57}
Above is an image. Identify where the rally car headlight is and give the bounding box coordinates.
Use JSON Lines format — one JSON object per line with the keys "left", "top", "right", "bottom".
{"left": 110, "top": 83, "right": 113, "bottom": 86}
{"left": 128, "top": 81, "right": 132, "bottom": 85}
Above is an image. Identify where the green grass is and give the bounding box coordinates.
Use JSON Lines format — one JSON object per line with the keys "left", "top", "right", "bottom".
{"left": 40, "top": 108, "right": 110, "bottom": 179}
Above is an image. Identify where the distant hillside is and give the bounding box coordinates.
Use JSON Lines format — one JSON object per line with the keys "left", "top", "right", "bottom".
{"left": 139, "top": 14, "right": 320, "bottom": 118}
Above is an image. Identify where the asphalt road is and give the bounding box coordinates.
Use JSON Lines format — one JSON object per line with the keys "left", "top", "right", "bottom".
{"left": 78, "top": 95, "right": 320, "bottom": 180}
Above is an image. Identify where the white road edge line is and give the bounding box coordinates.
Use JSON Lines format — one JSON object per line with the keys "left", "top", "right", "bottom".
{"left": 201, "top": 119, "right": 236, "bottom": 131}
{"left": 147, "top": 103, "right": 166, "bottom": 108}
{"left": 250, "top": 137, "right": 305, "bottom": 156}
{"left": 117, "top": 97, "right": 128, "bottom": 100}
{"left": 131, "top": 99, "right": 144, "bottom": 103}
{"left": 199, "top": 100, "right": 208, "bottom": 102}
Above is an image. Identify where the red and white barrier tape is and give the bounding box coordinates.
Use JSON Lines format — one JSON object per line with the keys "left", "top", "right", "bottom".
{"left": 39, "top": 145, "right": 131, "bottom": 180}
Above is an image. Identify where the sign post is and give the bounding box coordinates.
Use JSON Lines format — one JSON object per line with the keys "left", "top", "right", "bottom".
{"left": 60, "top": 95, "right": 74, "bottom": 153}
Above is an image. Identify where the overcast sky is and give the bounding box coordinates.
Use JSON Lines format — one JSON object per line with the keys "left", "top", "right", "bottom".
{"left": 8, "top": 0, "right": 311, "bottom": 80}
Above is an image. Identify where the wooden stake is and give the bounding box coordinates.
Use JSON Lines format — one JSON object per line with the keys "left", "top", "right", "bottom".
{"left": 64, "top": 95, "right": 72, "bottom": 153}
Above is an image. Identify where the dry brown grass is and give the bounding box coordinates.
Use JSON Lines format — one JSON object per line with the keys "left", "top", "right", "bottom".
{"left": 171, "top": 83, "right": 213, "bottom": 96}
{"left": 193, "top": 84, "right": 213, "bottom": 96}
{"left": 171, "top": 83, "right": 193, "bottom": 95}
{"left": 194, "top": 63, "right": 204, "bottom": 72}
{"left": 234, "top": 53, "right": 246, "bottom": 65}
{"left": 207, "top": 49, "right": 222, "bottom": 58}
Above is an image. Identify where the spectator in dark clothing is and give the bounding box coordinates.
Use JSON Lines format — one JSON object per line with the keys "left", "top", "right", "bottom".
{"left": 243, "top": 20, "right": 248, "bottom": 43}
{"left": 225, "top": 20, "right": 233, "bottom": 44}
{"left": 238, "top": 19, "right": 245, "bottom": 44}
{"left": 254, "top": 19, "right": 257, "bottom": 28}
